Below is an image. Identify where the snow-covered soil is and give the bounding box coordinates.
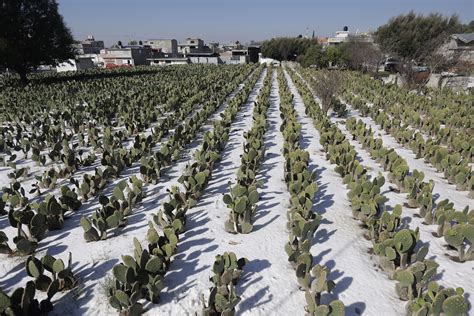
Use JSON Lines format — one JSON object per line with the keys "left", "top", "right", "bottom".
{"left": 330, "top": 115, "right": 474, "bottom": 302}
{"left": 0, "top": 71, "right": 259, "bottom": 315}
{"left": 289, "top": 67, "right": 473, "bottom": 314}
{"left": 152, "top": 69, "right": 316, "bottom": 315}
{"left": 343, "top": 107, "right": 472, "bottom": 210}
{"left": 283, "top": 70, "right": 402, "bottom": 315}
{"left": 0, "top": 66, "right": 472, "bottom": 316}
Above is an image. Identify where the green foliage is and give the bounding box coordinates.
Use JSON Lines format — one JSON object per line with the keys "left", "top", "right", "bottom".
{"left": 0, "top": 281, "right": 54, "bottom": 315}
{"left": 0, "top": 0, "right": 75, "bottom": 83}
{"left": 298, "top": 45, "right": 328, "bottom": 68}
{"left": 0, "top": 252, "right": 77, "bottom": 315}
{"left": 406, "top": 282, "right": 469, "bottom": 316}
{"left": 444, "top": 223, "right": 474, "bottom": 262}
{"left": 261, "top": 37, "right": 316, "bottom": 61}
{"left": 375, "top": 12, "right": 466, "bottom": 62}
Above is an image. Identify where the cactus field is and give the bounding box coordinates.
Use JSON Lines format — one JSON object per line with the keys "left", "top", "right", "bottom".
{"left": 0, "top": 63, "right": 472, "bottom": 315}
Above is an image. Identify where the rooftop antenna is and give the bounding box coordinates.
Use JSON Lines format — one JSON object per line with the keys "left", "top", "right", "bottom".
{"left": 305, "top": 27, "right": 309, "bottom": 39}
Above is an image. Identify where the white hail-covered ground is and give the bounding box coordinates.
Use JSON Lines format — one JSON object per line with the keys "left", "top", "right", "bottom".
{"left": 0, "top": 66, "right": 472, "bottom": 316}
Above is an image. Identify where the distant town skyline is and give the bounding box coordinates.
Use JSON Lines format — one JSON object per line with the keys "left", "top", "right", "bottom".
{"left": 58, "top": 0, "right": 473, "bottom": 46}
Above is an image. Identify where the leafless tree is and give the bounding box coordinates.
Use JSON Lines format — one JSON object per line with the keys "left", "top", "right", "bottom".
{"left": 344, "top": 39, "right": 384, "bottom": 74}
{"left": 311, "top": 70, "right": 343, "bottom": 115}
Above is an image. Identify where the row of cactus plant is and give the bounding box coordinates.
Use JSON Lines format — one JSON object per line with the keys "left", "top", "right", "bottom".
{"left": 0, "top": 66, "right": 257, "bottom": 259}
{"left": 107, "top": 228, "right": 176, "bottom": 315}
{"left": 339, "top": 75, "right": 473, "bottom": 196}
{"left": 0, "top": 69, "right": 251, "bottom": 263}
{"left": 224, "top": 66, "right": 273, "bottom": 234}
{"left": 278, "top": 68, "right": 345, "bottom": 315}
{"left": 344, "top": 117, "right": 474, "bottom": 263}
{"left": 82, "top": 66, "right": 260, "bottom": 244}
{"left": 287, "top": 65, "right": 469, "bottom": 315}
{"left": 107, "top": 65, "right": 265, "bottom": 315}
{"left": 0, "top": 64, "right": 253, "bottom": 171}
{"left": 340, "top": 72, "right": 471, "bottom": 161}
{"left": 0, "top": 64, "right": 254, "bottom": 207}
{"left": 153, "top": 65, "right": 265, "bottom": 237}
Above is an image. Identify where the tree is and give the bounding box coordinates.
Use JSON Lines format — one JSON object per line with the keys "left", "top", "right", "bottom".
{"left": 0, "top": 0, "right": 75, "bottom": 84}
{"left": 261, "top": 37, "right": 316, "bottom": 61}
{"left": 341, "top": 40, "right": 383, "bottom": 73}
{"left": 297, "top": 45, "right": 327, "bottom": 68}
{"left": 325, "top": 45, "right": 347, "bottom": 67}
{"left": 311, "top": 70, "right": 343, "bottom": 115}
{"left": 375, "top": 12, "right": 465, "bottom": 63}
{"left": 375, "top": 12, "right": 472, "bottom": 89}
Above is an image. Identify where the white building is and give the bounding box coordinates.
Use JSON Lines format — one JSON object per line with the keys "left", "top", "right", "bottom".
{"left": 143, "top": 39, "right": 178, "bottom": 56}
{"left": 328, "top": 27, "right": 350, "bottom": 45}
{"left": 328, "top": 26, "right": 374, "bottom": 45}
{"left": 56, "top": 57, "right": 95, "bottom": 72}
{"left": 100, "top": 46, "right": 152, "bottom": 68}
{"left": 178, "top": 38, "right": 205, "bottom": 55}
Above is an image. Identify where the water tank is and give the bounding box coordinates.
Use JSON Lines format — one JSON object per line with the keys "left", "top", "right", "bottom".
{"left": 343, "top": 26, "right": 348, "bottom": 32}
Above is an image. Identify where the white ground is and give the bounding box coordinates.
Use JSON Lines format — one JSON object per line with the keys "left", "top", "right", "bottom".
{"left": 288, "top": 67, "right": 473, "bottom": 315}
{"left": 0, "top": 67, "right": 472, "bottom": 316}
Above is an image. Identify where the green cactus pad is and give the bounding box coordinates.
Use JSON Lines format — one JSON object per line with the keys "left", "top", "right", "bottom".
{"left": 394, "top": 229, "right": 415, "bottom": 252}
{"left": 442, "top": 294, "right": 468, "bottom": 316}
{"left": 329, "top": 300, "right": 345, "bottom": 316}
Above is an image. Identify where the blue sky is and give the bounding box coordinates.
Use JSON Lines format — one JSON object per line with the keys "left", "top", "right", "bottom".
{"left": 57, "top": 0, "right": 473, "bottom": 46}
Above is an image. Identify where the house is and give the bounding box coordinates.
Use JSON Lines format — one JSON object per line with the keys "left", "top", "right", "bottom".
{"left": 78, "top": 53, "right": 104, "bottom": 67}
{"left": 56, "top": 57, "right": 95, "bottom": 72}
{"left": 148, "top": 57, "right": 189, "bottom": 66}
{"left": 450, "top": 33, "right": 474, "bottom": 49}
{"left": 328, "top": 27, "right": 374, "bottom": 45}
{"left": 100, "top": 46, "right": 152, "bottom": 68}
{"left": 143, "top": 39, "right": 178, "bottom": 56}
{"left": 441, "top": 33, "right": 474, "bottom": 63}
{"left": 187, "top": 52, "right": 220, "bottom": 64}
{"left": 208, "top": 42, "right": 220, "bottom": 53}
{"left": 328, "top": 27, "right": 350, "bottom": 45}
{"left": 178, "top": 38, "right": 206, "bottom": 55}
{"left": 219, "top": 45, "right": 261, "bottom": 64}
{"left": 73, "top": 35, "right": 104, "bottom": 54}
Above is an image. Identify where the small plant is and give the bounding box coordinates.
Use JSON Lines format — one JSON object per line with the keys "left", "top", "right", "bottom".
{"left": 202, "top": 252, "right": 248, "bottom": 316}
{"left": 25, "top": 252, "right": 77, "bottom": 292}
{"left": 444, "top": 223, "right": 474, "bottom": 262}
{"left": 223, "top": 183, "right": 259, "bottom": 234}
{"left": 405, "top": 282, "right": 469, "bottom": 316}
{"left": 304, "top": 264, "right": 345, "bottom": 316}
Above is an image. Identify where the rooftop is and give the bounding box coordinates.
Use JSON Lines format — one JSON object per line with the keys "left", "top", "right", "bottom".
{"left": 452, "top": 33, "right": 474, "bottom": 44}
{"left": 187, "top": 52, "right": 219, "bottom": 57}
